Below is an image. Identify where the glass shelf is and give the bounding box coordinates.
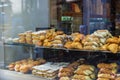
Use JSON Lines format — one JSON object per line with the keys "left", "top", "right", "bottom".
{"left": 4, "top": 42, "right": 35, "bottom": 47}
{"left": 4, "top": 42, "right": 120, "bottom": 54}
{"left": 35, "top": 46, "right": 120, "bottom": 54}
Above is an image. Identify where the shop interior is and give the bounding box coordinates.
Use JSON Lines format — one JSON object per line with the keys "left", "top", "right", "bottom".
{"left": 0, "top": 0, "right": 120, "bottom": 80}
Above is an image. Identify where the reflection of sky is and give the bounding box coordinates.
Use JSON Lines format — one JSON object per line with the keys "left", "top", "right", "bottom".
{"left": 10, "top": 0, "right": 22, "bottom": 13}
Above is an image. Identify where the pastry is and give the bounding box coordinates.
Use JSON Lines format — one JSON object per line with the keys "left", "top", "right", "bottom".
{"left": 14, "top": 64, "right": 21, "bottom": 72}
{"left": 116, "top": 77, "right": 120, "bottom": 80}
{"left": 97, "top": 63, "right": 118, "bottom": 69}
{"left": 56, "top": 31, "right": 64, "bottom": 35}
{"left": 97, "top": 78, "right": 110, "bottom": 80}
{"left": 99, "top": 68, "right": 117, "bottom": 74}
{"left": 98, "top": 73, "right": 116, "bottom": 79}
{"left": 60, "top": 77, "right": 70, "bottom": 80}
{"left": 59, "top": 67, "right": 73, "bottom": 73}
{"left": 106, "top": 37, "right": 119, "bottom": 44}
{"left": 58, "top": 72, "right": 71, "bottom": 77}
{"left": 72, "top": 74, "right": 92, "bottom": 80}
{"left": 8, "top": 63, "right": 15, "bottom": 71}
{"left": 78, "top": 65, "right": 95, "bottom": 71}
{"left": 107, "top": 43, "right": 119, "bottom": 53}
{"left": 74, "top": 69, "right": 93, "bottom": 75}
{"left": 20, "top": 65, "right": 29, "bottom": 73}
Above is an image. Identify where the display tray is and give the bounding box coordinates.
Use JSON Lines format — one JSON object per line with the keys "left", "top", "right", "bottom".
{"left": 4, "top": 42, "right": 120, "bottom": 54}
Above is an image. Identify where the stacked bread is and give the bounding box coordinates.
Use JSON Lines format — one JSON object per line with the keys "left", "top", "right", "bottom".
{"left": 72, "top": 64, "right": 96, "bottom": 80}
{"left": 25, "top": 31, "right": 33, "bottom": 44}
{"left": 8, "top": 58, "right": 46, "bottom": 74}
{"left": 64, "top": 32, "right": 84, "bottom": 50}
{"left": 82, "top": 30, "right": 112, "bottom": 50}
{"left": 101, "top": 37, "right": 120, "bottom": 53}
{"left": 59, "top": 61, "right": 80, "bottom": 80}
{"left": 32, "top": 31, "right": 46, "bottom": 45}
{"left": 32, "top": 62, "right": 69, "bottom": 79}
{"left": 18, "top": 33, "right": 26, "bottom": 43}
{"left": 51, "top": 31, "right": 66, "bottom": 48}
{"left": 97, "top": 63, "right": 118, "bottom": 80}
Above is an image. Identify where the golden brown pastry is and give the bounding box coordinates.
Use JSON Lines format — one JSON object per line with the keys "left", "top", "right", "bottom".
{"left": 99, "top": 68, "right": 117, "bottom": 74}
{"left": 72, "top": 74, "right": 92, "bottom": 80}
{"left": 116, "top": 77, "right": 120, "bottom": 80}
{"left": 98, "top": 73, "right": 116, "bottom": 79}
{"left": 37, "top": 58, "right": 46, "bottom": 64}
{"left": 20, "top": 65, "right": 29, "bottom": 73}
{"left": 58, "top": 72, "right": 71, "bottom": 77}
{"left": 8, "top": 63, "right": 15, "bottom": 71}
{"left": 59, "top": 77, "right": 70, "bottom": 80}
{"left": 78, "top": 65, "right": 95, "bottom": 71}
{"left": 106, "top": 37, "right": 119, "bottom": 44}
{"left": 28, "top": 64, "right": 34, "bottom": 70}
{"left": 74, "top": 69, "right": 93, "bottom": 75}
{"left": 97, "top": 78, "right": 110, "bottom": 80}
{"left": 97, "top": 63, "right": 118, "bottom": 69}
{"left": 33, "top": 61, "right": 41, "bottom": 66}
{"left": 100, "top": 44, "right": 109, "bottom": 51}
{"left": 39, "top": 35, "right": 46, "bottom": 41}
{"left": 14, "top": 64, "right": 21, "bottom": 72}
{"left": 107, "top": 43, "right": 119, "bottom": 53}
{"left": 71, "top": 42, "right": 82, "bottom": 49}
{"left": 64, "top": 41, "right": 72, "bottom": 49}
{"left": 56, "top": 31, "right": 64, "bottom": 35}
{"left": 59, "top": 67, "right": 73, "bottom": 73}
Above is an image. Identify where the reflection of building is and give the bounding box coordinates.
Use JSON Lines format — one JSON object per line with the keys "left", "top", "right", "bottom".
{"left": 21, "top": 0, "right": 49, "bottom": 30}
{"left": 0, "top": 0, "right": 12, "bottom": 38}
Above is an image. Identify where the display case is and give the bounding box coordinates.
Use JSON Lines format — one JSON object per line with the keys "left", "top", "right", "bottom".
{"left": 0, "top": 0, "right": 120, "bottom": 80}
